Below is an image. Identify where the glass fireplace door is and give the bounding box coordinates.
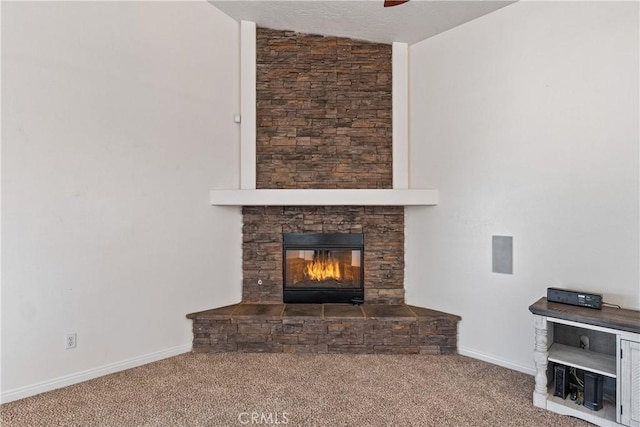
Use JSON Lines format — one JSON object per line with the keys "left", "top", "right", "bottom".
{"left": 283, "top": 234, "right": 364, "bottom": 304}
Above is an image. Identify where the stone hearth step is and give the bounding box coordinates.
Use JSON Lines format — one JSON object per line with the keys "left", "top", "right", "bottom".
{"left": 186, "top": 303, "right": 461, "bottom": 355}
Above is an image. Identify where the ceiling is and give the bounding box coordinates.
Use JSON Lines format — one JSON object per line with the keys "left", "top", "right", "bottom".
{"left": 209, "top": 0, "right": 516, "bottom": 45}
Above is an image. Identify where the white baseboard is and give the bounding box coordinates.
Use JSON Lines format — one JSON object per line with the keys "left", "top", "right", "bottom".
{"left": 458, "top": 346, "right": 536, "bottom": 376}
{"left": 2, "top": 344, "right": 532, "bottom": 403}
{"left": 1, "top": 343, "right": 192, "bottom": 404}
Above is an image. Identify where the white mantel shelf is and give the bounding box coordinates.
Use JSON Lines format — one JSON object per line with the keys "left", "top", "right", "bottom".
{"left": 210, "top": 189, "right": 439, "bottom": 206}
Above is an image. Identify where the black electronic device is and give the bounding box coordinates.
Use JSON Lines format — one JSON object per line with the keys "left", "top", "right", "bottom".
{"left": 547, "top": 288, "right": 602, "bottom": 310}
{"left": 583, "top": 372, "right": 604, "bottom": 411}
{"left": 554, "top": 364, "right": 570, "bottom": 399}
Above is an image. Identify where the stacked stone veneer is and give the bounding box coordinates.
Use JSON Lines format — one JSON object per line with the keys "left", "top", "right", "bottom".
{"left": 256, "top": 28, "right": 392, "bottom": 190}
{"left": 192, "top": 318, "right": 457, "bottom": 354}
{"left": 243, "top": 28, "right": 402, "bottom": 304}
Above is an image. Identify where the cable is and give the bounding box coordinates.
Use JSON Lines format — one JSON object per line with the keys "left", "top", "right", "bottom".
{"left": 602, "top": 301, "right": 621, "bottom": 309}
{"left": 570, "top": 367, "right": 584, "bottom": 388}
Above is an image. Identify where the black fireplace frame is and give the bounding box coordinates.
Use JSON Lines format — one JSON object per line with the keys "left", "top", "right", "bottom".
{"left": 282, "top": 233, "right": 364, "bottom": 304}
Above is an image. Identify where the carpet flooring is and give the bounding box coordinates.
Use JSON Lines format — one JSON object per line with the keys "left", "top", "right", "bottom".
{"left": 1, "top": 353, "right": 591, "bottom": 426}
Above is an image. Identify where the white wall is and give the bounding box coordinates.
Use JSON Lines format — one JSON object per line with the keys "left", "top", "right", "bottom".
{"left": 406, "top": 1, "right": 639, "bottom": 373}
{"left": 1, "top": 1, "right": 241, "bottom": 401}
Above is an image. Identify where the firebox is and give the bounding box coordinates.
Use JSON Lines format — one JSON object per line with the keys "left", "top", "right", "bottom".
{"left": 283, "top": 233, "right": 364, "bottom": 304}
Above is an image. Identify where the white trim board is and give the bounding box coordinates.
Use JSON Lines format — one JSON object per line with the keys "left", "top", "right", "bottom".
{"left": 392, "top": 42, "right": 409, "bottom": 189}
{"left": 458, "top": 346, "right": 536, "bottom": 376}
{"left": 240, "top": 20, "right": 256, "bottom": 190}
{"left": 1, "top": 344, "right": 192, "bottom": 404}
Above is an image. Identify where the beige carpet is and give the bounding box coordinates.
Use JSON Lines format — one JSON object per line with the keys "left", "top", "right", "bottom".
{"left": 2, "top": 353, "right": 590, "bottom": 427}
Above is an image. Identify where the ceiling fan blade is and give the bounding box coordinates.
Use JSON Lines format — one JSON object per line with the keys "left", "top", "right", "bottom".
{"left": 384, "top": 0, "right": 409, "bottom": 7}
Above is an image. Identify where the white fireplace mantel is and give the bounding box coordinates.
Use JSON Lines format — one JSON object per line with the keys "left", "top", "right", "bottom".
{"left": 210, "top": 188, "right": 438, "bottom": 206}
{"left": 213, "top": 21, "right": 438, "bottom": 208}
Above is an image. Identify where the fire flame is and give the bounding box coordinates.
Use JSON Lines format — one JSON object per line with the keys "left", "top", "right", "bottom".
{"left": 306, "top": 259, "right": 341, "bottom": 281}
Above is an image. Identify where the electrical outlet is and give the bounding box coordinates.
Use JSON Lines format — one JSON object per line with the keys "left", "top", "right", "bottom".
{"left": 66, "top": 333, "right": 77, "bottom": 349}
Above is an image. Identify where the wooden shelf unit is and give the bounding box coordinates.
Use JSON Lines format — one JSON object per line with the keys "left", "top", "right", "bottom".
{"left": 529, "top": 297, "right": 640, "bottom": 427}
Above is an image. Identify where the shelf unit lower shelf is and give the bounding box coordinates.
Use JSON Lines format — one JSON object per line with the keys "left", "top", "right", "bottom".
{"left": 546, "top": 385, "right": 617, "bottom": 426}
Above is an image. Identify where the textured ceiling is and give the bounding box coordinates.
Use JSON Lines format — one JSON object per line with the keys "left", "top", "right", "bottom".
{"left": 209, "top": 0, "right": 516, "bottom": 45}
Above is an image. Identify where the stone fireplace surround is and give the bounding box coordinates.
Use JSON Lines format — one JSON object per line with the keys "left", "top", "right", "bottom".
{"left": 187, "top": 27, "right": 460, "bottom": 355}
{"left": 242, "top": 206, "right": 404, "bottom": 304}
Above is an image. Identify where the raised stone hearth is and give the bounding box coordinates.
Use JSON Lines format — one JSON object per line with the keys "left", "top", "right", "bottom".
{"left": 187, "top": 303, "right": 460, "bottom": 354}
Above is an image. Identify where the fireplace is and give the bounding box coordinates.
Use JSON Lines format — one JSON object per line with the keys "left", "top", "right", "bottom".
{"left": 283, "top": 233, "right": 364, "bottom": 304}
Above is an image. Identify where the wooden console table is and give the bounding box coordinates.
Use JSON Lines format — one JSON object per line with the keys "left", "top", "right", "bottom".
{"left": 529, "top": 297, "right": 640, "bottom": 426}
